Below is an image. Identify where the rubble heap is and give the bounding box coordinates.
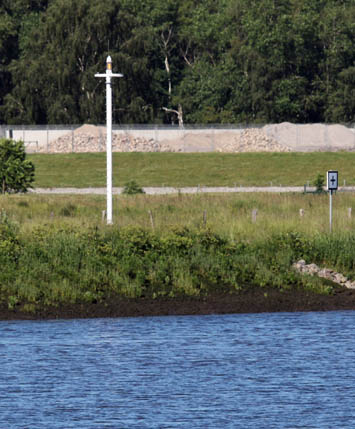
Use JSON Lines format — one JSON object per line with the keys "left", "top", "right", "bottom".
{"left": 216, "top": 128, "right": 291, "bottom": 153}
{"left": 41, "top": 122, "right": 355, "bottom": 153}
{"left": 45, "top": 124, "right": 174, "bottom": 153}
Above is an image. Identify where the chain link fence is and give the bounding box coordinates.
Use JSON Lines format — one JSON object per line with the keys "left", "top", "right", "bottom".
{"left": 1, "top": 123, "right": 355, "bottom": 153}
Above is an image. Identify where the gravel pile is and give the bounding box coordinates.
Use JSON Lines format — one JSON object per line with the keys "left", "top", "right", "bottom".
{"left": 216, "top": 128, "right": 291, "bottom": 152}
{"left": 44, "top": 123, "right": 355, "bottom": 153}
{"left": 43, "top": 131, "right": 103, "bottom": 153}
{"left": 45, "top": 124, "right": 174, "bottom": 153}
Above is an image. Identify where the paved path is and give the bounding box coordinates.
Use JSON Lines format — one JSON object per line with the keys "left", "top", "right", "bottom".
{"left": 29, "top": 186, "right": 355, "bottom": 195}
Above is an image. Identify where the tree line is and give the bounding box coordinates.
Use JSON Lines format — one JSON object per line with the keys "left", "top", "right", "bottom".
{"left": 1, "top": 0, "right": 355, "bottom": 125}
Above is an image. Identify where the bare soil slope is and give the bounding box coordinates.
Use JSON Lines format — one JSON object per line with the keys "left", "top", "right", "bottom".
{"left": 2, "top": 287, "right": 355, "bottom": 320}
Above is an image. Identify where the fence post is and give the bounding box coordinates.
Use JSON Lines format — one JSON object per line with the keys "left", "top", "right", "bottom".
{"left": 155, "top": 124, "right": 158, "bottom": 143}
{"left": 148, "top": 210, "right": 155, "bottom": 230}
{"left": 324, "top": 124, "right": 329, "bottom": 150}
{"left": 252, "top": 209, "right": 258, "bottom": 223}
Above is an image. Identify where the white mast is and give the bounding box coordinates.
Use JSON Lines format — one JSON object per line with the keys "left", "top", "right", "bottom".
{"left": 95, "top": 56, "right": 123, "bottom": 224}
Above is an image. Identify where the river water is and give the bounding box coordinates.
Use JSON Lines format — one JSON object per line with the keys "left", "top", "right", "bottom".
{"left": 1, "top": 311, "right": 355, "bottom": 428}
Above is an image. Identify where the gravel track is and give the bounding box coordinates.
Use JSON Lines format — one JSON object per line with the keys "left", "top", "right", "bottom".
{"left": 28, "top": 186, "right": 355, "bottom": 195}
{"left": 29, "top": 186, "right": 322, "bottom": 194}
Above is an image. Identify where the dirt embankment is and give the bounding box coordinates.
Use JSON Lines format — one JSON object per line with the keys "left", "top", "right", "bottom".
{"left": 2, "top": 287, "right": 355, "bottom": 321}
{"left": 44, "top": 122, "right": 355, "bottom": 153}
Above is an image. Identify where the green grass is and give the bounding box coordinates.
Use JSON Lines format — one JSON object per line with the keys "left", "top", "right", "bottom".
{"left": 1, "top": 191, "right": 354, "bottom": 238}
{"left": 2, "top": 191, "right": 355, "bottom": 313}
{"left": 28, "top": 152, "right": 355, "bottom": 188}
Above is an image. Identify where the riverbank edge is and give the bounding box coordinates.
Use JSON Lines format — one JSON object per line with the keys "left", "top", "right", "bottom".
{"left": 2, "top": 287, "right": 355, "bottom": 321}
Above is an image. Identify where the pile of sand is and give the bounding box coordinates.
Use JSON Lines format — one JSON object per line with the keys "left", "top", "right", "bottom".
{"left": 264, "top": 122, "right": 355, "bottom": 151}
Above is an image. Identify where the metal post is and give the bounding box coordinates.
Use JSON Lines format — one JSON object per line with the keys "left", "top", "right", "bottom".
{"left": 106, "top": 71, "right": 113, "bottom": 224}
{"left": 95, "top": 56, "right": 123, "bottom": 225}
{"left": 327, "top": 170, "right": 338, "bottom": 233}
{"left": 329, "top": 190, "right": 333, "bottom": 233}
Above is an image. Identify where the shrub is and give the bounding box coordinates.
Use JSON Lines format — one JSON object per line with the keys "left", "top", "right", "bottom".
{"left": 0, "top": 224, "right": 346, "bottom": 313}
{"left": 122, "top": 180, "right": 145, "bottom": 195}
{"left": 0, "top": 138, "right": 35, "bottom": 194}
{"left": 0, "top": 210, "right": 20, "bottom": 265}
{"left": 314, "top": 173, "right": 326, "bottom": 194}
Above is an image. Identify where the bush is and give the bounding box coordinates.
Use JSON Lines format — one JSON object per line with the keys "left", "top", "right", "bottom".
{"left": 0, "top": 138, "right": 35, "bottom": 194}
{"left": 0, "top": 225, "right": 345, "bottom": 313}
{"left": 122, "top": 180, "right": 145, "bottom": 195}
{"left": 314, "top": 173, "right": 326, "bottom": 194}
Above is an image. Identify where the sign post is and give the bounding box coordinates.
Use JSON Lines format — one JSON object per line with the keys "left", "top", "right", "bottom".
{"left": 95, "top": 56, "right": 123, "bottom": 225}
{"left": 327, "top": 170, "right": 338, "bottom": 232}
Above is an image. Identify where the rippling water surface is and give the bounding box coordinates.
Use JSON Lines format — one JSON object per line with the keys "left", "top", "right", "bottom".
{"left": 1, "top": 311, "right": 355, "bottom": 428}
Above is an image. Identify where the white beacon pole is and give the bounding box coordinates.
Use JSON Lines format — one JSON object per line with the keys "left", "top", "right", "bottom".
{"left": 95, "top": 56, "right": 123, "bottom": 224}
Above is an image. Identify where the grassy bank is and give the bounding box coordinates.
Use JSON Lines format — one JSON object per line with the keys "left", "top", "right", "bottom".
{"left": 1, "top": 192, "right": 355, "bottom": 316}
{"left": 1, "top": 192, "right": 355, "bottom": 237}
{"left": 28, "top": 152, "right": 355, "bottom": 188}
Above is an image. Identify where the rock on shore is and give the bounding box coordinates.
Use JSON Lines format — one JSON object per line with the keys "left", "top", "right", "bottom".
{"left": 293, "top": 259, "right": 355, "bottom": 289}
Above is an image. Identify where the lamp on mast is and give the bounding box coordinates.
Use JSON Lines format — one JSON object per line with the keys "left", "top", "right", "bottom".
{"left": 95, "top": 56, "right": 123, "bottom": 225}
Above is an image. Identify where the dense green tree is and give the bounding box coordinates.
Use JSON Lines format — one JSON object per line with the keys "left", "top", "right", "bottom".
{"left": 0, "top": 138, "right": 35, "bottom": 194}
{"left": 4, "top": 0, "right": 176, "bottom": 124}
{"left": 4, "top": 0, "right": 119, "bottom": 123}
{"left": 1, "top": 0, "right": 355, "bottom": 125}
{"left": 0, "top": 3, "right": 21, "bottom": 123}
{"left": 0, "top": 0, "right": 49, "bottom": 123}
{"left": 319, "top": 1, "right": 355, "bottom": 122}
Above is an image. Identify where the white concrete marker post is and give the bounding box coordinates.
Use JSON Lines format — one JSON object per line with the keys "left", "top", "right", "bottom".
{"left": 95, "top": 56, "right": 123, "bottom": 225}
{"left": 327, "top": 170, "right": 338, "bottom": 233}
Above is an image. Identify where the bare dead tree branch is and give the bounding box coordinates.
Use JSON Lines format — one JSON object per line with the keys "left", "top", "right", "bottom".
{"left": 161, "top": 27, "right": 173, "bottom": 96}
{"left": 162, "top": 104, "right": 184, "bottom": 128}
{"left": 180, "top": 43, "right": 193, "bottom": 67}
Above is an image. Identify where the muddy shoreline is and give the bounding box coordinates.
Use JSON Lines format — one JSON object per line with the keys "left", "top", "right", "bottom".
{"left": 2, "top": 287, "right": 355, "bottom": 321}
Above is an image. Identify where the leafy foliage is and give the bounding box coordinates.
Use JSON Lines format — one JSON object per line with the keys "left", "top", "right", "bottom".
{"left": 122, "top": 180, "right": 145, "bottom": 195}
{"left": 1, "top": 0, "right": 355, "bottom": 124}
{"left": 314, "top": 174, "right": 326, "bottom": 194}
{"left": 1, "top": 224, "right": 349, "bottom": 313}
{"left": 0, "top": 138, "right": 35, "bottom": 193}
